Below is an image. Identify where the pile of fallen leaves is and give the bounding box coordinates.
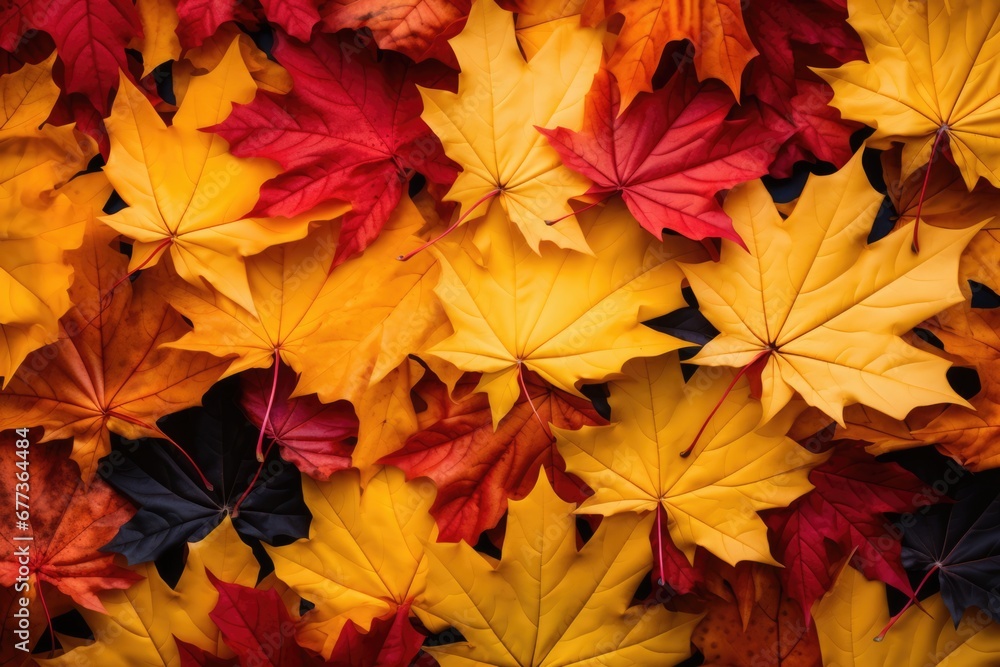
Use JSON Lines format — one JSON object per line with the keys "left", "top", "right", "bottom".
{"left": 3, "top": 0, "right": 1000, "bottom": 664}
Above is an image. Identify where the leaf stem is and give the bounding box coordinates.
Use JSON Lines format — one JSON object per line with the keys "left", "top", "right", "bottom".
{"left": 232, "top": 439, "right": 276, "bottom": 519}
{"left": 874, "top": 564, "right": 939, "bottom": 641}
{"left": 911, "top": 125, "right": 948, "bottom": 254}
{"left": 517, "top": 362, "right": 550, "bottom": 439}
{"left": 680, "top": 348, "right": 771, "bottom": 458}
{"left": 101, "top": 237, "right": 173, "bottom": 310}
{"left": 254, "top": 350, "right": 282, "bottom": 462}
{"left": 107, "top": 411, "right": 213, "bottom": 491}
{"left": 544, "top": 193, "right": 614, "bottom": 225}
{"left": 655, "top": 505, "right": 666, "bottom": 586}
{"left": 397, "top": 189, "right": 501, "bottom": 261}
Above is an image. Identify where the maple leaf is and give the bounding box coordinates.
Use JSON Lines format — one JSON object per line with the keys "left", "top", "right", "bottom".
{"left": 693, "top": 565, "right": 822, "bottom": 666}
{"left": 321, "top": 0, "right": 470, "bottom": 62}
{"left": 382, "top": 370, "right": 601, "bottom": 543}
{"left": 265, "top": 467, "right": 438, "bottom": 659}
{"left": 681, "top": 150, "right": 980, "bottom": 425}
{"left": 814, "top": 566, "right": 1000, "bottom": 664}
{"left": 0, "top": 216, "right": 229, "bottom": 483}
{"left": 582, "top": 0, "right": 756, "bottom": 109}
{"left": 882, "top": 145, "right": 1000, "bottom": 231}
{"left": 555, "top": 354, "right": 827, "bottom": 571}
{"left": 740, "top": 0, "right": 864, "bottom": 177}
{"left": 764, "top": 445, "right": 928, "bottom": 624}
{"left": 327, "top": 604, "right": 425, "bottom": 667}
{"left": 901, "top": 473, "right": 1000, "bottom": 624}
{"left": 422, "top": 470, "right": 701, "bottom": 665}
{"left": 815, "top": 0, "right": 1000, "bottom": 189}
{"left": 208, "top": 580, "right": 425, "bottom": 667}
{"left": 158, "top": 195, "right": 445, "bottom": 422}
{"left": 133, "top": 0, "right": 182, "bottom": 77}
{"left": 174, "top": 0, "right": 257, "bottom": 49}
{"left": 176, "top": 24, "right": 292, "bottom": 97}
{"left": 0, "top": 57, "right": 98, "bottom": 383}
{"left": 0, "top": 0, "right": 141, "bottom": 114}
{"left": 101, "top": 38, "right": 345, "bottom": 313}
{"left": 213, "top": 31, "right": 456, "bottom": 264}
{"left": 505, "top": 0, "right": 587, "bottom": 60}
{"left": 240, "top": 362, "right": 358, "bottom": 481}
{"left": 102, "top": 383, "right": 310, "bottom": 564}
{"left": 903, "top": 303, "right": 1000, "bottom": 470}
{"left": 540, "top": 66, "right": 782, "bottom": 244}
{"left": 46, "top": 517, "right": 262, "bottom": 666}
{"left": 0, "top": 435, "right": 138, "bottom": 613}
{"left": 416, "top": 0, "right": 603, "bottom": 254}
{"left": 208, "top": 579, "right": 314, "bottom": 667}
{"left": 426, "top": 200, "right": 703, "bottom": 425}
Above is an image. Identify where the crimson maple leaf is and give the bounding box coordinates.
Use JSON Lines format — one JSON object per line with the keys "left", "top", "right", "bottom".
{"left": 764, "top": 444, "right": 929, "bottom": 624}
{"left": 382, "top": 372, "right": 601, "bottom": 543}
{"left": 239, "top": 363, "right": 358, "bottom": 481}
{"left": 174, "top": 0, "right": 257, "bottom": 49}
{"left": 741, "top": 0, "right": 863, "bottom": 176}
{"left": 540, "top": 67, "right": 785, "bottom": 244}
{"left": 213, "top": 31, "right": 457, "bottom": 264}
{"left": 206, "top": 577, "right": 424, "bottom": 667}
{"left": 0, "top": 0, "right": 140, "bottom": 114}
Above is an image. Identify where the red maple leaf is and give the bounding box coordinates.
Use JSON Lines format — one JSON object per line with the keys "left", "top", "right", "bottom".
{"left": 382, "top": 373, "right": 602, "bottom": 543}
{"left": 206, "top": 577, "right": 423, "bottom": 667}
{"left": 741, "top": 0, "right": 864, "bottom": 176}
{"left": 328, "top": 603, "right": 425, "bottom": 667}
{"left": 0, "top": 435, "right": 139, "bottom": 614}
{"left": 174, "top": 0, "right": 257, "bottom": 49}
{"left": 540, "top": 67, "right": 785, "bottom": 244}
{"left": 764, "top": 444, "right": 930, "bottom": 624}
{"left": 212, "top": 31, "right": 457, "bottom": 265}
{"left": 0, "top": 0, "right": 140, "bottom": 114}
{"left": 239, "top": 363, "right": 358, "bottom": 481}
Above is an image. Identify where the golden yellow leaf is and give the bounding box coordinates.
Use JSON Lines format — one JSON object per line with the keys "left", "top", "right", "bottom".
{"left": 681, "top": 151, "right": 978, "bottom": 425}
{"left": 100, "top": 38, "right": 327, "bottom": 314}
{"left": 133, "top": 0, "right": 182, "bottom": 77}
{"left": 423, "top": 470, "right": 701, "bottom": 666}
{"left": 351, "top": 358, "right": 424, "bottom": 484}
{"left": 426, "top": 200, "right": 703, "bottom": 425}
{"left": 160, "top": 195, "right": 443, "bottom": 415}
{"left": 556, "top": 354, "right": 827, "bottom": 566}
{"left": 418, "top": 0, "right": 603, "bottom": 254}
{"left": 814, "top": 566, "right": 1000, "bottom": 666}
{"left": 815, "top": 0, "right": 1000, "bottom": 187}
{"left": 175, "top": 24, "right": 293, "bottom": 97}
{"left": 265, "top": 467, "right": 438, "bottom": 659}
{"left": 0, "top": 55, "right": 99, "bottom": 383}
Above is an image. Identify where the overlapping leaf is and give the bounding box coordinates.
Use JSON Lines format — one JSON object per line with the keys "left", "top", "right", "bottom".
{"left": 682, "top": 151, "right": 980, "bottom": 424}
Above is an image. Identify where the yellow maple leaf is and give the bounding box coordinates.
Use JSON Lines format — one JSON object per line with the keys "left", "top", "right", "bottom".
{"left": 681, "top": 151, "right": 979, "bottom": 425}
{"left": 159, "top": 195, "right": 443, "bottom": 409}
{"left": 814, "top": 566, "right": 1000, "bottom": 666}
{"left": 100, "top": 38, "right": 333, "bottom": 314}
{"left": 264, "top": 467, "right": 438, "bottom": 659}
{"left": 418, "top": 0, "right": 603, "bottom": 254}
{"left": 815, "top": 0, "right": 1000, "bottom": 188}
{"left": 556, "top": 354, "right": 827, "bottom": 566}
{"left": 41, "top": 517, "right": 259, "bottom": 666}
{"left": 0, "top": 55, "right": 98, "bottom": 383}
{"left": 423, "top": 470, "right": 701, "bottom": 666}
{"left": 426, "top": 200, "right": 703, "bottom": 426}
